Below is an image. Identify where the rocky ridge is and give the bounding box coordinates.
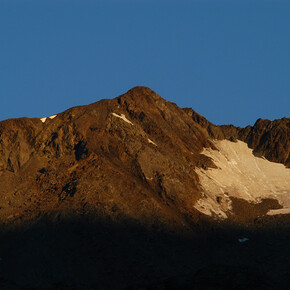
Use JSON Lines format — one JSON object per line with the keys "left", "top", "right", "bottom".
{"left": 0, "top": 86, "right": 289, "bottom": 230}
{"left": 184, "top": 108, "right": 289, "bottom": 167}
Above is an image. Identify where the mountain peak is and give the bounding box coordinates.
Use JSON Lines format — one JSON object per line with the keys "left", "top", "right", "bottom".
{"left": 127, "top": 86, "right": 156, "bottom": 95}
{"left": 115, "top": 86, "right": 164, "bottom": 108}
{"left": 0, "top": 88, "right": 288, "bottom": 228}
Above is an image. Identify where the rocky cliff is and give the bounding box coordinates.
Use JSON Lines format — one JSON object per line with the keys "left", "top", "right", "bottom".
{"left": 184, "top": 108, "right": 289, "bottom": 167}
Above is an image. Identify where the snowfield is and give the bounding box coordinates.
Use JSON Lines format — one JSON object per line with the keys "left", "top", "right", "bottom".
{"left": 195, "top": 140, "right": 290, "bottom": 218}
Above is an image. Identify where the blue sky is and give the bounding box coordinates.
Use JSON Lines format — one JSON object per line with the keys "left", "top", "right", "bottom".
{"left": 0, "top": 0, "right": 289, "bottom": 127}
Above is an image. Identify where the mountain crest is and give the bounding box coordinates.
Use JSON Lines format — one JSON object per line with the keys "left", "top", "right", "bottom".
{"left": 0, "top": 87, "right": 288, "bottom": 230}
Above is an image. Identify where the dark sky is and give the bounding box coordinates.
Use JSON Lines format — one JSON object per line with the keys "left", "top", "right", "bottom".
{"left": 0, "top": 0, "right": 289, "bottom": 126}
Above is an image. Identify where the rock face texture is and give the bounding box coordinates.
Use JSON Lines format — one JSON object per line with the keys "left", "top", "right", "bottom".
{"left": 0, "top": 86, "right": 289, "bottom": 288}
{"left": 0, "top": 86, "right": 289, "bottom": 227}
{"left": 0, "top": 87, "right": 216, "bottom": 231}
{"left": 185, "top": 109, "right": 290, "bottom": 167}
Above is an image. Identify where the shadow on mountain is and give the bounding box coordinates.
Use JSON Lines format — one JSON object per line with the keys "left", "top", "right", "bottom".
{"left": 0, "top": 215, "right": 289, "bottom": 289}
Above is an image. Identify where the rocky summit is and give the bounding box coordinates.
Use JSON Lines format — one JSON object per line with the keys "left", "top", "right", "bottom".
{"left": 0, "top": 87, "right": 289, "bottom": 289}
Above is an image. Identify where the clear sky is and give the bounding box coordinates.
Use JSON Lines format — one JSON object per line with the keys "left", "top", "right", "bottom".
{"left": 0, "top": 0, "right": 289, "bottom": 127}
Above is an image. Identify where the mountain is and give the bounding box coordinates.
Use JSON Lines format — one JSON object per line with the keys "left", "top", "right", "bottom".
{"left": 186, "top": 108, "right": 289, "bottom": 167}
{"left": 0, "top": 86, "right": 289, "bottom": 288}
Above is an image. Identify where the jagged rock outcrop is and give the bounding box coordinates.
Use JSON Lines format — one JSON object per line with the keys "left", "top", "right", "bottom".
{"left": 184, "top": 108, "right": 289, "bottom": 167}
{"left": 241, "top": 117, "right": 289, "bottom": 167}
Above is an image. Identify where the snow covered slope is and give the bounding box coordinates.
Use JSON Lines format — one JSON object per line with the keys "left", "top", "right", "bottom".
{"left": 195, "top": 140, "right": 290, "bottom": 218}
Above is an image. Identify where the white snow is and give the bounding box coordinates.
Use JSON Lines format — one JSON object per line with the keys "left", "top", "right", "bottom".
{"left": 194, "top": 140, "right": 290, "bottom": 218}
{"left": 148, "top": 138, "right": 157, "bottom": 146}
{"left": 40, "top": 114, "right": 57, "bottom": 123}
{"left": 238, "top": 238, "right": 249, "bottom": 243}
{"left": 112, "top": 113, "right": 133, "bottom": 125}
{"left": 267, "top": 208, "right": 290, "bottom": 215}
{"left": 49, "top": 114, "right": 57, "bottom": 120}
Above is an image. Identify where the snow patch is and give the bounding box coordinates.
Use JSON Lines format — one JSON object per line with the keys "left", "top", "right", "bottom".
{"left": 112, "top": 113, "right": 133, "bottom": 125}
{"left": 40, "top": 114, "right": 57, "bottom": 123}
{"left": 148, "top": 139, "right": 157, "bottom": 146}
{"left": 195, "top": 140, "right": 290, "bottom": 218}
{"left": 49, "top": 114, "right": 57, "bottom": 120}
{"left": 267, "top": 208, "right": 290, "bottom": 215}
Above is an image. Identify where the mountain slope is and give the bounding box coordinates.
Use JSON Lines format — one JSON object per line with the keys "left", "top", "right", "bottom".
{"left": 185, "top": 108, "right": 289, "bottom": 167}
{"left": 0, "top": 86, "right": 289, "bottom": 230}
{"left": 0, "top": 87, "right": 213, "bottom": 231}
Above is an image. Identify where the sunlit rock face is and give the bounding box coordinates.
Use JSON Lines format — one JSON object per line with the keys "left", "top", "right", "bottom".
{"left": 0, "top": 86, "right": 288, "bottom": 229}
{"left": 195, "top": 140, "right": 290, "bottom": 218}
{"left": 185, "top": 109, "right": 290, "bottom": 168}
